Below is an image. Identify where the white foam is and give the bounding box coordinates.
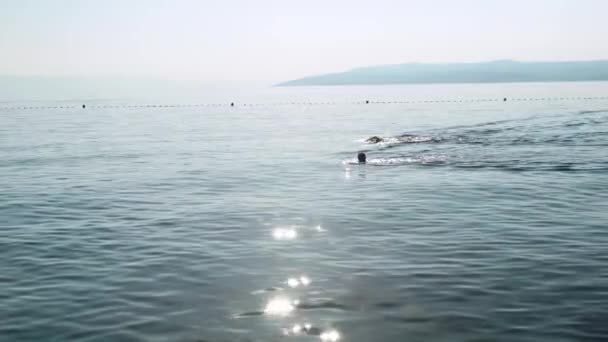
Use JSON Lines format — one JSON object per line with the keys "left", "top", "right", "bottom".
{"left": 360, "top": 135, "right": 435, "bottom": 146}
{"left": 344, "top": 155, "right": 448, "bottom": 166}
{"left": 367, "top": 157, "right": 417, "bottom": 166}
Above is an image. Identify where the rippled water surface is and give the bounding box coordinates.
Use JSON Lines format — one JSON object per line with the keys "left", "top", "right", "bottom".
{"left": 2, "top": 83, "right": 608, "bottom": 342}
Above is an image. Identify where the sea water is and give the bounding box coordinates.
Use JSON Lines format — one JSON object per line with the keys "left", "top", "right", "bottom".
{"left": 1, "top": 82, "right": 608, "bottom": 342}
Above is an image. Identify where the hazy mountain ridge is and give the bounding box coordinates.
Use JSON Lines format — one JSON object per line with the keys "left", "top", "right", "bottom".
{"left": 278, "top": 60, "right": 608, "bottom": 86}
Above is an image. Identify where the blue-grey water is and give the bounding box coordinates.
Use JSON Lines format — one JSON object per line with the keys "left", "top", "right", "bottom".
{"left": 1, "top": 83, "right": 608, "bottom": 342}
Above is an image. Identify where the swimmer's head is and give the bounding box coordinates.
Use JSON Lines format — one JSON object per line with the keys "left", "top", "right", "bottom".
{"left": 357, "top": 152, "right": 366, "bottom": 164}
{"left": 366, "top": 136, "right": 382, "bottom": 144}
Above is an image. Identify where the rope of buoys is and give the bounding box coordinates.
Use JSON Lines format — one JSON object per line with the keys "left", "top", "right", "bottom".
{"left": 0, "top": 96, "right": 607, "bottom": 111}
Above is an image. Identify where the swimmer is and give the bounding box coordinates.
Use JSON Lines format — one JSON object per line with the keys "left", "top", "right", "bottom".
{"left": 365, "top": 134, "right": 435, "bottom": 145}
{"left": 357, "top": 152, "right": 366, "bottom": 164}
{"left": 365, "top": 136, "right": 383, "bottom": 144}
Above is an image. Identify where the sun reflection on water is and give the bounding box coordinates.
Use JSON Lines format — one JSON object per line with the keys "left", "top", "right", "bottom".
{"left": 272, "top": 227, "right": 298, "bottom": 240}
{"left": 320, "top": 330, "right": 341, "bottom": 342}
{"left": 263, "top": 221, "right": 338, "bottom": 341}
{"left": 287, "top": 275, "right": 311, "bottom": 288}
{"left": 283, "top": 323, "right": 341, "bottom": 341}
{"left": 263, "top": 297, "right": 297, "bottom": 316}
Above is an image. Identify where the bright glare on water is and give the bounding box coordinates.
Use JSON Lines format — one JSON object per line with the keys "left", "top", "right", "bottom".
{"left": 264, "top": 297, "right": 296, "bottom": 316}
{"left": 272, "top": 227, "right": 298, "bottom": 240}
{"left": 1, "top": 83, "right": 608, "bottom": 341}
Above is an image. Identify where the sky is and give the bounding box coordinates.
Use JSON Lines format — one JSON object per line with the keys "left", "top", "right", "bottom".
{"left": 1, "top": 0, "right": 608, "bottom": 84}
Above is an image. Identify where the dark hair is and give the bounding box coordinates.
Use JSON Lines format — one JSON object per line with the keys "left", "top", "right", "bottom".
{"left": 357, "top": 152, "right": 366, "bottom": 163}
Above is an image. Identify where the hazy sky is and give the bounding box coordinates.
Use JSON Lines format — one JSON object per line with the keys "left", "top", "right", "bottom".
{"left": 1, "top": 0, "right": 607, "bottom": 83}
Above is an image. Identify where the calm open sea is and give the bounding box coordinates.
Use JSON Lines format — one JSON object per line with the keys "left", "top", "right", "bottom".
{"left": 1, "top": 82, "right": 608, "bottom": 342}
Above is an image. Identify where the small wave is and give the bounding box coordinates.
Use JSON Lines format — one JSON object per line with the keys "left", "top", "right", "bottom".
{"left": 297, "top": 300, "right": 349, "bottom": 311}
{"left": 385, "top": 314, "right": 434, "bottom": 324}
{"left": 440, "top": 118, "right": 521, "bottom": 132}
{"left": 232, "top": 311, "right": 264, "bottom": 318}
{"left": 251, "top": 287, "right": 283, "bottom": 294}
{"left": 453, "top": 160, "right": 608, "bottom": 172}
{"left": 578, "top": 109, "right": 608, "bottom": 114}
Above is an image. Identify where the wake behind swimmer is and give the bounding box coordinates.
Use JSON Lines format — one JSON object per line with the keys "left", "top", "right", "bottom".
{"left": 352, "top": 132, "right": 441, "bottom": 167}
{"left": 347, "top": 152, "right": 447, "bottom": 166}
{"left": 365, "top": 134, "right": 436, "bottom": 145}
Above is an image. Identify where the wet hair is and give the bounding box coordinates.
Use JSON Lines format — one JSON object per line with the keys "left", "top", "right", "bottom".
{"left": 366, "top": 136, "right": 382, "bottom": 144}
{"left": 357, "top": 152, "right": 366, "bottom": 164}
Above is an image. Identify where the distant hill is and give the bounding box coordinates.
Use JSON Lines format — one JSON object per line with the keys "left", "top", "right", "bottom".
{"left": 278, "top": 60, "right": 608, "bottom": 86}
